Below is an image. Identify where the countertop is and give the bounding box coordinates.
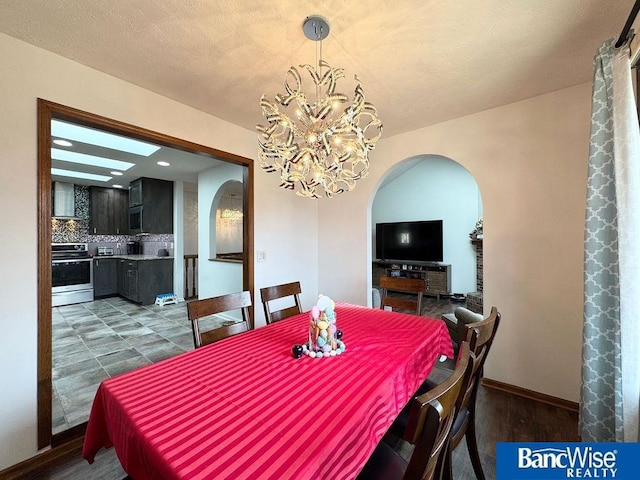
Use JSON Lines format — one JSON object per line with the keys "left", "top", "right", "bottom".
{"left": 93, "top": 254, "right": 174, "bottom": 261}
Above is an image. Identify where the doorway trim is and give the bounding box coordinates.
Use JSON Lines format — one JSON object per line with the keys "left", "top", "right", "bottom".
{"left": 37, "top": 99, "right": 255, "bottom": 448}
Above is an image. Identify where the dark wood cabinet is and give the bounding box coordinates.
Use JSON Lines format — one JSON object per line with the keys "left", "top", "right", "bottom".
{"left": 90, "top": 187, "right": 129, "bottom": 235}
{"left": 117, "top": 258, "right": 173, "bottom": 305}
{"left": 113, "top": 189, "right": 129, "bottom": 234}
{"left": 118, "top": 259, "right": 137, "bottom": 301}
{"left": 128, "top": 178, "right": 173, "bottom": 234}
{"left": 94, "top": 258, "right": 118, "bottom": 298}
{"left": 373, "top": 261, "right": 451, "bottom": 300}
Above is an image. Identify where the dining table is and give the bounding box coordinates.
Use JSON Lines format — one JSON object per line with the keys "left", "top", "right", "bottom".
{"left": 82, "top": 302, "right": 453, "bottom": 480}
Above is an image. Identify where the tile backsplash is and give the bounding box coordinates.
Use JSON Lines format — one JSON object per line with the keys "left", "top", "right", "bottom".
{"left": 52, "top": 185, "right": 174, "bottom": 256}
{"left": 51, "top": 185, "right": 90, "bottom": 243}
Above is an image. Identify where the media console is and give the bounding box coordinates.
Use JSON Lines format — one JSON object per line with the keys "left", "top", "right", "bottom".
{"left": 373, "top": 260, "right": 451, "bottom": 300}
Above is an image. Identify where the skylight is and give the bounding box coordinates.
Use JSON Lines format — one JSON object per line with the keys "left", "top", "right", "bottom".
{"left": 51, "top": 148, "right": 135, "bottom": 171}
{"left": 51, "top": 168, "right": 112, "bottom": 182}
{"left": 51, "top": 120, "right": 161, "bottom": 156}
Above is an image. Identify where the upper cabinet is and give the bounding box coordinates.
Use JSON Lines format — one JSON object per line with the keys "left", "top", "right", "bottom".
{"left": 128, "top": 177, "right": 173, "bottom": 234}
{"left": 90, "top": 187, "right": 129, "bottom": 235}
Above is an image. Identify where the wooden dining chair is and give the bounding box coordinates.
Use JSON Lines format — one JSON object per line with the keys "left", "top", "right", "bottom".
{"left": 389, "top": 306, "right": 501, "bottom": 480}
{"left": 440, "top": 306, "right": 501, "bottom": 480}
{"left": 379, "top": 276, "right": 425, "bottom": 316}
{"left": 186, "top": 291, "right": 252, "bottom": 348}
{"left": 259, "top": 281, "right": 302, "bottom": 324}
{"left": 357, "top": 342, "right": 473, "bottom": 480}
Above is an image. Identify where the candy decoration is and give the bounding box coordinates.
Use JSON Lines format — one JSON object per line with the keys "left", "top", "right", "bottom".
{"left": 291, "top": 294, "right": 347, "bottom": 359}
{"left": 292, "top": 344, "right": 303, "bottom": 359}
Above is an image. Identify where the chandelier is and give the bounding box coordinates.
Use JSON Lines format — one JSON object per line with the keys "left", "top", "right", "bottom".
{"left": 256, "top": 15, "right": 382, "bottom": 199}
{"left": 220, "top": 194, "right": 243, "bottom": 222}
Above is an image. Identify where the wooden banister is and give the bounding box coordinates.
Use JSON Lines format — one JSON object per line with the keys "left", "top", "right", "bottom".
{"left": 184, "top": 254, "right": 198, "bottom": 300}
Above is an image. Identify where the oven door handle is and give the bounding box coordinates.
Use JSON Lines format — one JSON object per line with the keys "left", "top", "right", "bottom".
{"left": 52, "top": 258, "right": 93, "bottom": 264}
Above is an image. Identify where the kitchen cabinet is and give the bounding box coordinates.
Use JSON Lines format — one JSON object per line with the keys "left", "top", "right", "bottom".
{"left": 94, "top": 258, "right": 118, "bottom": 298}
{"left": 117, "top": 258, "right": 173, "bottom": 305}
{"left": 128, "top": 177, "right": 173, "bottom": 234}
{"left": 90, "top": 187, "right": 129, "bottom": 235}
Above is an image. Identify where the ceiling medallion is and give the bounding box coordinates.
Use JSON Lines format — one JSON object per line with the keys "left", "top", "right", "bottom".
{"left": 256, "top": 15, "right": 383, "bottom": 198}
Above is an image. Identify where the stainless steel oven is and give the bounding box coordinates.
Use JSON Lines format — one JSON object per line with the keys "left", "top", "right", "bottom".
{"left": 52, "top": 243, "right": 94, "bottom": 307}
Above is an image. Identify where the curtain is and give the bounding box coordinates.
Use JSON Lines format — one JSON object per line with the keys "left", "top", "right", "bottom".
{"left": 581, "top": 39, "right": 640, "bottom": 442}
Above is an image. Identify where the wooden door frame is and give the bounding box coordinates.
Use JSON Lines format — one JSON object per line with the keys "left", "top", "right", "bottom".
{"left": 37, "top": 99, "right": 254, "bottom": 448}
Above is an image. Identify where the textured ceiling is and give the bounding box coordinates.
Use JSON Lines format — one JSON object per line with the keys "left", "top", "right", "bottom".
{"left": 0, "top": 0, "right": 634, "bottom": 138}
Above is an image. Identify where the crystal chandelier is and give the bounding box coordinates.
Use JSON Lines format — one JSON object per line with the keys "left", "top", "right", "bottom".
{"left": 257, "top": 15, "right": 382, "bottom": 199}
{"left": 220, "top": 194, "right": 243, "bottom": 221}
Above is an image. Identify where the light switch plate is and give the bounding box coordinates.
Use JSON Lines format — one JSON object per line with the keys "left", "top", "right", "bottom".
{"left": 257, "top": 251, "right": 266, "bottom": 262}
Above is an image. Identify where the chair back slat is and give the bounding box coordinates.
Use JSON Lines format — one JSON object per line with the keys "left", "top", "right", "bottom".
{"left": 260, "top": 281, "right": 302, "bottom": 324}
{"left": 463, "top": 306, "right": 501, "bottom": 380}
{"left": 379, "top": 276, "right": 425, "bottom": 316}
{"left": 200, "top": 321, "right": 249, "bottom": 346}
{"left": 187, "top": 291, "right": 252, "bottom": 348}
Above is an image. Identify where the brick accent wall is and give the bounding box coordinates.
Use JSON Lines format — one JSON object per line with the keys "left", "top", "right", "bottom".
{"left": 467, "top": 239, "right": 483, "bottom": 314}
{"left": 476, "top": 240, "right": 483, "bottom": 291}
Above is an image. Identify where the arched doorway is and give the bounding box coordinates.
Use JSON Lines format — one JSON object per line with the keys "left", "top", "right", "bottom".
{"left": 370, "top": 155, "right": 483, "bottom": 315}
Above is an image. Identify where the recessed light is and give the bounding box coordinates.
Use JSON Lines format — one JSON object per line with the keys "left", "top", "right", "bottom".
{"left": 51, "top": 168, "right": 112, "bottom": 182}
{"left": 112, "top": 184, "right": 123, "bottom": 189}
{"left": 53, "top": 139, "right": 73, "bottom": 147}
{"left": 51, "top": 148, "right": 134, "bottom": 171}
{"left": 52, "top": 120, "right": 161, "bottom": 156}
{"left": 157, "top": 161, "right": 170, "bottom": 167}
{"left": 110, "top": 171, "right": 123, "bottom": 176}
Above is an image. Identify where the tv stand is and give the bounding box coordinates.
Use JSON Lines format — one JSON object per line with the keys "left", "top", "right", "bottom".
{"left": 373, "top": 260, "right": 451, "bottom": 300}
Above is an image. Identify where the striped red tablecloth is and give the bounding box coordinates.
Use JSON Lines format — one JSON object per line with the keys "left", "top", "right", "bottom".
{"left": 83, "top": 303, "right": 453, "bottom": 480}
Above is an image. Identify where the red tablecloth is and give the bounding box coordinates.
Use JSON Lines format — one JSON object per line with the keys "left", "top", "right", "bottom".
{"left": 83, "top": 303, "right": 453, "bottom": 480}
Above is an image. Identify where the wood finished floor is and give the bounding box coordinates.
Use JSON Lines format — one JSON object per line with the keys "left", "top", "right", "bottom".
{"left": 18, "top": 297, "right": 580, "bottom": 479}
{"left": 19, "top": 374, "right": 579, "bottom": 480}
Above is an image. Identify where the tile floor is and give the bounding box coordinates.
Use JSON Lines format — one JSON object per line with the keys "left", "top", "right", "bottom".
{"left": 52, "top": 297, "right": 232, "bottom": 434}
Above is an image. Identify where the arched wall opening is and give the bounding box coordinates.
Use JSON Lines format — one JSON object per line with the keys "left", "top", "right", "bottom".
{"left": 198, "top": 164, "right": 244, "bottom": 302}
{"left": 209, "top": 180, "right": 244, "bottom": 259}
{"left": 369, "top": 154, "right": 483, "bottom": 309}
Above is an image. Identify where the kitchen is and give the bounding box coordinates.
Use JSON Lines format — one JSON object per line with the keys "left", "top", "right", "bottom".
{"left": 49, "top": 117, "right": 247, "bottom": 435}
{"left": 52, "top": 177, "right": 175, "bottom": 309}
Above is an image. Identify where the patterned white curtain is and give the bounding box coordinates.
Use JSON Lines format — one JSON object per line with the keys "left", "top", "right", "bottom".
{"left": 581, "top": 39, "right": 640, "bottom": 442}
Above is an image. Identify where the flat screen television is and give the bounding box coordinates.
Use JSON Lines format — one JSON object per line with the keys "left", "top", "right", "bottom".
{"left": 376, "top": 220, "right": 443, "bottom": 262}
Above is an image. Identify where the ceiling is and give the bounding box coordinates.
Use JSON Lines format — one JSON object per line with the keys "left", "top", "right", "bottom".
{"left": 49, "top": 119, "right": 226, "bottom": 188}
{"left": 0, "top": 1, "right": 634, "bottom": 141}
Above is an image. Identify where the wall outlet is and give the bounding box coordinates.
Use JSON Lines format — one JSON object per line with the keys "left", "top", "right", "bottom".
{"left": 257, "top": 251, "right": 267, "bottom": 262}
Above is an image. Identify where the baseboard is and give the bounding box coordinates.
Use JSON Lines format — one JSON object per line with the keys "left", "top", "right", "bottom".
{"left": 0, "top": 437, "right": 83, "bottom": 480}
{"left": 482, "top": 378, "right": 579, "bottom": 413}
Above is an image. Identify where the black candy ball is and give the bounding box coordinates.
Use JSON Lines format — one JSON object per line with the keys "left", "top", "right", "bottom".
{"left": 292, "top": 344, "right": 303, "bottom": 359}
{"left": 335, "top": 329, "right": 343, "bottom": 340}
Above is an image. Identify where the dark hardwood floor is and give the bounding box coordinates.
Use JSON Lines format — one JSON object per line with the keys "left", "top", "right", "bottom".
{"left": 11, "top": 297, "right": 579, "bottom": 479}
{"left": 384, "top": 364, "right": 580, "bottom": 479}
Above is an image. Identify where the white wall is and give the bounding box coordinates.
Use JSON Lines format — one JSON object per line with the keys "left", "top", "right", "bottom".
{"left": 198, "top": 165, "right": 244, "bottom": 299}
{"left": 0, "top": 32, "right": 318, "bottom": 469}
{"left": 372, "top": 156, "right": 481, "bottom": 293}
{"left": 318, "top": 83, "right": 589, "bottom": 404}
{"left": 0, "top": 27, "right": 590, "bottom": 471}
{"left": 183, "top": 182, "right": 198, "bottom": 256}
